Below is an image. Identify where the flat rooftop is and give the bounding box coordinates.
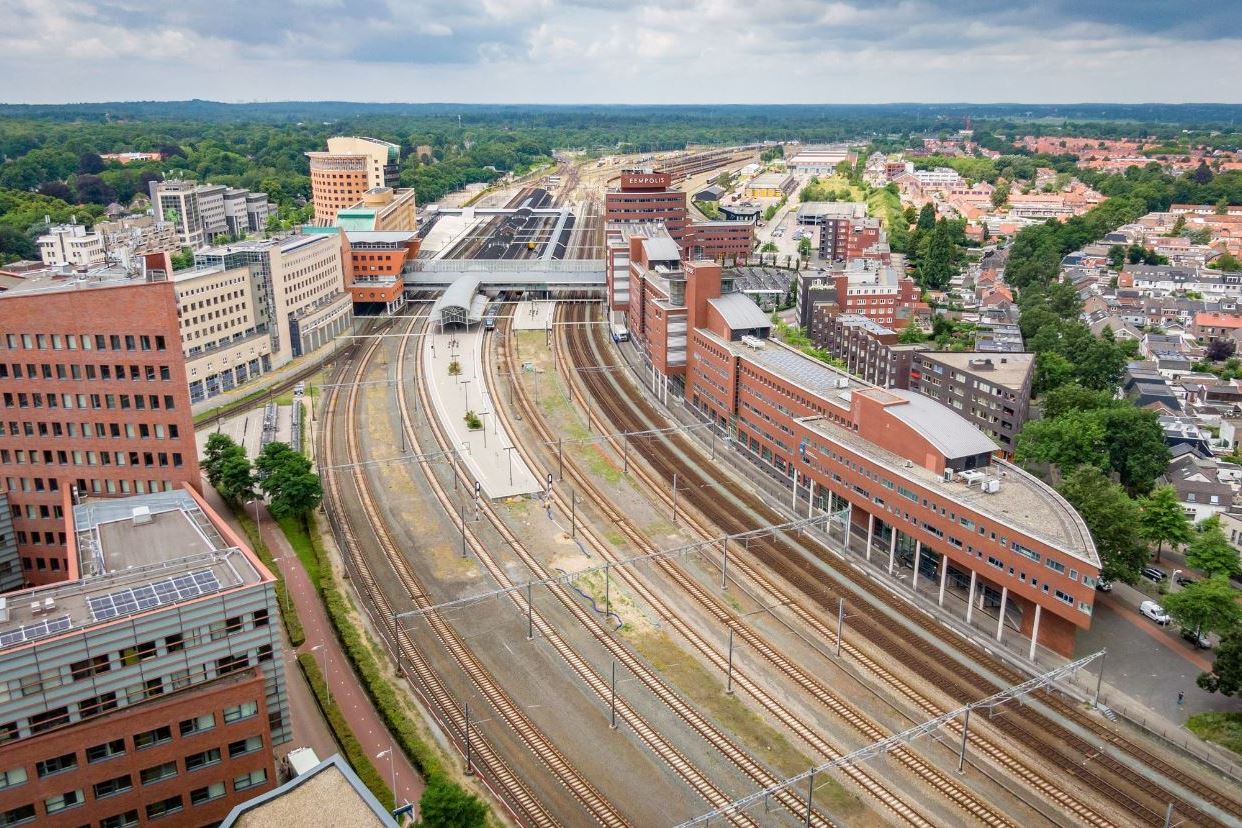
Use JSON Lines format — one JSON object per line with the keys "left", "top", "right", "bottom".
{"left": 224, "top": 754, "right": 395, "bottom": 828}
{"left": 0, "top": 490, "right": 265, "bottom": 653}
{"left": 799, "top": 415, "right": 1098, "bottom": 565}
{"left": 0, "top": 264, "right": 154, "bottom": 297}
{"left": 916, "top": 351, "right": 1035, "bottom": 389}
{"left": 703, "top": 330, "right": 866, "bottom": 404}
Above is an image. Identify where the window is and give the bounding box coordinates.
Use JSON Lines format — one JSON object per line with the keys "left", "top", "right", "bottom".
{"left": 179, "top": 713, "right": 215, "bottom": 737}
{"left": 145, "top": 795, "right": 183, "bottom": 820}
{"left": 184, "top": 748, "right": 220, "bottom": 772}
{"left": 190, "top": 781, "right": 226, "bottom": 805}
{"left": 35, "top": 752, "right": 76, "bottom": 778}
{"left": 43, "top": 789, "right": 84, "bottom": 814}
{"left": 0, "top": 804, "right": 35, "bottom": 827}
{"left": 100, "top": 811, "right": 139, "bottom": 828}
{"left": 1045, "top": 558, "right": 1066, "bottom": 574}
{"left": 233, "top": 767, "right": 267, "bottom": 792}
{"left": 139, "top": 761, "right": 177, "bottom": 785}
{"left": 223, "top": 700, "right": 258, "bottom": 723}
{"left": 29, "top": 706, "right": 69, "bottom": 734}
{"left": 229, "top": 735, "right": 263, "bottom": 758}
{"left": 93, "top": 774, "right": 132, "bottom": 799}
{"left": 0, "top": 768, "right": 26, "bottom": 791}
{"left": 87, "top": 739, "right": 126, "bottom": 764}
{"left": 134, "top": 725, "right": 171, "bottom": 751}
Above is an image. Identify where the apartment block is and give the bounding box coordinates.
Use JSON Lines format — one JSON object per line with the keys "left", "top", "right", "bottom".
{"left": 797, "top": 261, "right": 922, "bottom": 330}
{"left": 306, "top": 137, "right": 401, "bottom": 225}
{"left": 148, "top": 181, "right": 272, "bottom": 249}
{"left": 908, "top": 352, "right": 1034, "bottom": 450}
{"left": 0, "top": 270, "right": 200, "bottom": 586}
{"left": 809, "top": 313, "right": 926, "bottom": 388}
{"left": 35, "top": 226, "right": 105, "bottom": 270}
{"left": 37, "top": 219, "right": 181, "bottom": 272}
{"left": 0, "top": 488, "right": 287, "bottom": 828}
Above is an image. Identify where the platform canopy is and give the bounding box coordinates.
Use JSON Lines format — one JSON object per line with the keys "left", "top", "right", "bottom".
{"left": 431, "top": 273, "right": 487, "bottom": 326}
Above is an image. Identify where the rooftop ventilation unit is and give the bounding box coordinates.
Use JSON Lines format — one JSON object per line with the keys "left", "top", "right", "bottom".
{"left": 131, "top": 506, "right": 152, "bottom": 526}
{"left": 741, "top": 335, "right": 765, "bottom": 350}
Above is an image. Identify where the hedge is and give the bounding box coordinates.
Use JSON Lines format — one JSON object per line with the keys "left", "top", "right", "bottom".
{"left": 234, "top": 509, "right": 305, "bottom": 647}
{"left": 298, "top": 653, "right": 395, "bottom": 812}
{"left": 283, "top": 515, "right": 487, "bottom": 824}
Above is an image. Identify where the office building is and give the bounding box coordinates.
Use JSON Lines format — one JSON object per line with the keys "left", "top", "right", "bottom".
{"left": 0, "top": 266, "right": 200, "bottom": 586}
{"left": 195, "top": 235, "right": 353, "bottom": 368}
{"left": 36, "top": 226, "right": 105, "bottom": 270}
{"left": 149, "top": 181, "right": 272, "bottom": 248}
{"left": 306, "top": 137, "right": 401, "bottom": 225}
{"left": 335, "top": 187, "right": 418, "bottom": 233}
{"left": 605, "top": 170, "right": 692, "bottom": 246}
{"left": 908, "top": 352, "right": 1035, "bottom": 450}
{"left": 609, "top": 255, "right": 1100, "bottom": 656}
{"left": 0, "top": 488, "right": 287, "bottom": 827}
{"left": 797, "top": 261, "right": 922, "bottom": 330}
{"left": 171, "top": 262, "right": 274, "bottom": 405}
{"left": 37, "top": 219, "right": 181, "bottom": 272}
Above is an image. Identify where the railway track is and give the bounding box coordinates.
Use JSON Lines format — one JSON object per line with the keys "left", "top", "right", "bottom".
{"left": 400, "top": 306, "right": 831, "bottom": 827}
{"left": 321, "top": 308, "right": 623, "bottom": 827}
{"left": 491, "top": 311, "right": 1020, "bottom": 826}
{"left": 557, "top": 302, "right": 1242, "bottom": 828}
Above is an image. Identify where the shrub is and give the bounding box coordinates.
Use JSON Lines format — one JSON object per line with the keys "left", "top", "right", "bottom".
{"left": 463, "top": 410, "right": 482, "bottom": 430}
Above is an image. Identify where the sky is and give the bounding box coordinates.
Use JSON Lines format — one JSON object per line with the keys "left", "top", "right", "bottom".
{"left": 3, "top": 0, "right": 1242, "bottom": 105}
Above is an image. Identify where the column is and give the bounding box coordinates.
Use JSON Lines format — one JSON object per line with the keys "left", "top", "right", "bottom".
{"left": 887, "top": 529, "right": 898, "bottom": 575}
{"left": 865, "top": 514, "right": 874, "bottom": 563}
{"left": 807, "top": 478, "right": 814, "bottom": 519}
{"left": 1028, "top": 603, "right": 1042, "bottom": 661}
{"left": 843, "top": 502, "right": 852, "bottom": 549}
{"left": 911, "top": 540, "right": 921, "bottom": 591}
{"left": 996, "top": 586, "right": 1008, "bottom": 641}
{"left": 965, "top": 570, "right": 977, "bottom": 624}
{"left": 938, "top": 557, "right": 949, "bottom": 607}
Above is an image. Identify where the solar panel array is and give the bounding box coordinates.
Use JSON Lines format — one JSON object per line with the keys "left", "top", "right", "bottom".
{"left": 0, "top": 615, "right": 72, "bottom": 649}
{"left": 87, "top": 570, "right": 222, "bottom": 622}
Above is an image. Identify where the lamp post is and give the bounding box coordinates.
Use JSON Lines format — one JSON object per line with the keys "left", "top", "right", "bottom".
{"left": 376, "top": 746, "right": 398, "bottom": 811}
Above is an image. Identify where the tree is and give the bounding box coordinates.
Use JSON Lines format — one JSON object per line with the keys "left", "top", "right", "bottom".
{"left": 419, "top": 777, "right": 488, "bottom": 828}
{"left": 990, "top": 183, "right": 1010, "bottom": 209}
{"left": 1214, "top": 252, "right": 1242, "bottom": 272}
{"left": 1039, "top": 383, "right": 1116, "bottom": 420}
{"left": 71, "top": 174, "right": 115, "bottom": 205}
{"left": 1138, "top": 485, "right": 1192, "bottom": 563}
{"left": 1097, "top": 405, "right": 1169, "bottom": 494}
{"left": 916, "top": 203, "right": 936, "bottom": 231}
{"left": 1058, "top": 466, "right": 1146, "bottom": 583}
{"left": 897, "top": 324, "right": 925, "bottom": 344}
{"left": 917, "top": 218, "right": 957, "bottom": 290}
{"left": 797, "top": 236, "right": 812, "bottom": 259}
{"left": 1014, "top": 410, "right": 1109, "bottom": 474}
{"left": 1164, "top": 576, "right": 1242, "bottom": 638}
{"left": 203, "top": 433, "right": 240, "bottom": 489}
{"left": 256, "top": 442, "right": 323, "bottom": 521}
{"left": 1207, "top": 338, "right": 1237, "bottom": 362}
{"left": 1198, "top": 627, "right": 1242, "bottom": 696}
{"left": 217, "top": 453, "right": 256, "bottom": 504}
{"left": 1106, "top": 244, "right": 1127, "bottom": 270}
{"left": 1185, "top": 515, "right": 1242, "bottom": 578}
{"left": 77, "top": 152, "right": 105, "bottom": 175}
{"left": 1193, "top": 160, "right": 1215, "bottom": 185}
{"left": 36, "top": 181, "right": 73, "bottom": 202}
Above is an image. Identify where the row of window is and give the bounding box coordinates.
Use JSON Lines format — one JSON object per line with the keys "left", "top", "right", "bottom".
{"left": 0, "top": 362, "right": 172, "bottom": 383}
{"left": 3, "top": 418, "right": 181, "bottom": 441}
{"left": 0, "top": 334, "right": 168, "bottom": 353}
{"left": 1, "top": 392, "right": 177, "bottom": 412}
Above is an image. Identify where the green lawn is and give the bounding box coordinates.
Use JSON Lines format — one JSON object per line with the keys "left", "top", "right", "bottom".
{"left": 1187, "top": 711, "right": 1242, "bottom": 757}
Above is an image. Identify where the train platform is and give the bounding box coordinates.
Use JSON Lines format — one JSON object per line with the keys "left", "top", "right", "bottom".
{"left": 421, "top": 323, "right": 542, "bottom": 499}
{"left": 512, "top": 300, "right": 554, "bottom": 331}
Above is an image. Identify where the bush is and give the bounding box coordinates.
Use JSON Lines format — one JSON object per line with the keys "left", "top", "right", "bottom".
{"left": 448, "top": 360, "right": 462, "bottom": 377}
{"left": 1186, "top": 711, "right": 1242, "bottom": 758}
{"left": 463, "top": 410, "right": 482, "bottom": 430}
{"left": 420, "top": 776, "right": 488, "bottom": 827}
{"left": 298, "top": 653, "right": 394, "bottom": 811}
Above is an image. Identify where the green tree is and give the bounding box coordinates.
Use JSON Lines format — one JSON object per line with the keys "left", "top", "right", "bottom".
{"left": 1185, "top": 515, "right": 1242, "bottom": 578}
{"left": 255, "top": 442, "right": 323, "bottom": 521}
{"left": 1097, "top": 406, "right": 1169, "bottom": 494}
{"left": 917, "top": 218, "right": 957, "bottom": 290}
{"left": 990, "top": 183, "right": 1010, "bottom": 209}
{"left": 1138, "top": 485, "right": 1192, "bottom": 563}
{"left": 897, "top": 324, "right": 925, "bottom": 344}
{"left": 1106, "top": 244, "right": 1127, "bottom": 270}
{"left": 1058, "top": 466, "right": 1146, "bottom": 583}
{"left": 1039, "top": 383, "right": 1117, "bottom": 420}
{"left": 797, "top": 236, "right": 812, "bottom": 259}
{"left": 217, "top": 453, "right": 256, "bottom": 504}
{"left": 1164, "top": 576, "right": 1242, "bottom": 638}
{"left": 1214, "top": 252, "right": 1242, "bottom": 272}
{"left": 203, "top": 432, "right": 240, "bottom": 489}
{"left": 419, "top": 776, "right": 488, "bottom": 828}
{"left": 1014, "top": 410, "right": 1109, "bottom": 473}
{"left": 1198, "top": 627, "right": 1242, "bottom": 696}
{"left": 916, "top": 202, "right": 937, "bottom": 231}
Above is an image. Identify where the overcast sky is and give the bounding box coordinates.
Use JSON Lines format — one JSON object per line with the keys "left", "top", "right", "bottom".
{"left": 4, "top": 0, "right": 1241, "bottom": 105}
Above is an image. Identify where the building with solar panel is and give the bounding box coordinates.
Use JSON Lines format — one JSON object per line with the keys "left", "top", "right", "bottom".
{"left": 0, "top": 486, "right": 287, "bottom": 827}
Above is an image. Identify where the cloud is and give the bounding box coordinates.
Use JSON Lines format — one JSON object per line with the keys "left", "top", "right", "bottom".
{"left": 1, "top": 0, "right": 1240, "bottom": 103}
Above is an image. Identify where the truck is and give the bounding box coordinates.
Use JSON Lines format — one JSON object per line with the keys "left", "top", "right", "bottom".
{"left": 611, "top": 323, "right": 629, "bottom": 343}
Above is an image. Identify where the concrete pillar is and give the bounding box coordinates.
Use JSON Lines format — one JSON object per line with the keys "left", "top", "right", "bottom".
{"left": 966, "top": 569, "right": 977, "bottom": 624}
{"left": 911, "top": 540, "right": 922, "bottom": 591}
{"left": 1028, "top": 603, "right": 1042, "bottom": 661}
{"left": 844, "top": 502, "right": 852, "bottom": 548}
{"left": 996, "top": 586, "right": 1008, "bottom": 641}
{"left": 807, "top": 478, "right": 814, "bottom": 519}
{"left": 888, "top": 529, "right": 898, "bottom": 575}
{"left": 938, "top": 557, "right": 948, "bottom": 607}
{"left": 865, "top": 514, "right": 874, "bottom": 563}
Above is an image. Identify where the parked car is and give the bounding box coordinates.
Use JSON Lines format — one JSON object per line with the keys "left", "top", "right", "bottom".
{"left": 1181, "top": 627, "right": 1212, "bottom": 649}
{"left": 1141, "top": 566, "right": 1167, "bottom": 583}
{"left": 1175, "top": 573, "right": 1196, "bottom": 587}
{"left": 1095, "top": 578, "right": 1113, "bottom": 592}
{"left": 1140, "top": 600, "right": 1171, "bottom": 625}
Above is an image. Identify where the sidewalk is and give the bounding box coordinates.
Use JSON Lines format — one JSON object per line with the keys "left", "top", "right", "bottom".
{"left": 256, "top": 503, "right": 425, "bottom": 808}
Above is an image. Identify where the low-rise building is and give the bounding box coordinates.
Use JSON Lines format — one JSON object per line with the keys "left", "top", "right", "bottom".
{"left": 745, "top": 172, "right": 796, "bottom": 200}
{"left": 1163, "top": 453, "right": 1234, "bottom": 522}
{"left": 36, "top": 225, "right": 105, "bottom": 269}
{"left": 222, "top": 753, "right": 397, "bottom": 827}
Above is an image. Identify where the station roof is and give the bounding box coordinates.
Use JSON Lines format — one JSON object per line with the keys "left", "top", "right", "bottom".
{"left": 431, "top": 273, "right": 487, "bottom": 323}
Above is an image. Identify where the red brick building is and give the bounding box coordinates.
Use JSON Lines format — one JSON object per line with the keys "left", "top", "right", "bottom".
{"left": 819, "top": 216, "right": 883, "bottom": 262}
{"left": 340, "top": 230, "right": 420, "bottom": 314}
{"left": 797, "top": 261, "right": 923, "bottom": 331}
{"left": 0, "top": 271, "right": 200, "bottom": 587}
{"left": 606, "top": 170, "right": 753, "bottom": 263}
{"left": 619, "top": 260, "right": 1100, "bottom": 656}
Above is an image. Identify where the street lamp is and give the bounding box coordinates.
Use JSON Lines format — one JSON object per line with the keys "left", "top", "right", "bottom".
{"left": 376, "top": 746, "right": 398, "bottom": 813}
{"left": 310, "top": 644, "right": 330, "bottom": 708}
{"left": 1171, "top": 569, "right": 1182, "bottom": 591}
